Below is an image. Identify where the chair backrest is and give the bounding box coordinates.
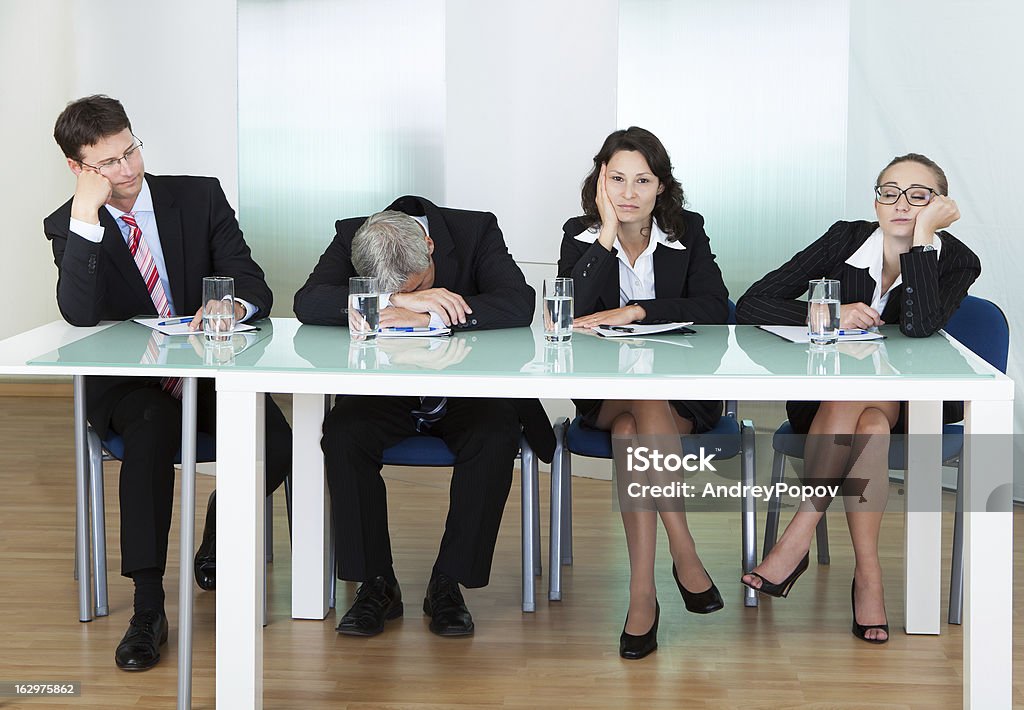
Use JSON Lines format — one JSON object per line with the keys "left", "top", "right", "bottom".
{"left": 944, "top": 295, "right": 1010, "bottom": 373}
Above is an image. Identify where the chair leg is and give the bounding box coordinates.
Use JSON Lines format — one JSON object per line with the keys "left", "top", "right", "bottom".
{"left": 948, "top": 456, "right": 965, "bottom": 624}
{"left": 531, "top": 455, "right": 542, "bottom": 578}
{"left": 763, "top": 451, "right": 786, "bottom": 558}
{"left": 284, "top": 473, "right": 293, "bottom": 543}
{"left": 520, "top": 437, "right": 537, "bottom": 613}
{"left": 815, "top": 515, "right": 830, "bottom": 565}
{"left": 740, "top": 420, "right": 758, "bottom": 608}
{"left": 327, "top": 514, "right": 337, "bottom": 611}
{"left": 548, "top": 418, "right": 568, "bottom": 601}
{"left": 561, "top": 445, "right": 573, "bottom": 566}
{"left": 87, "top": 427, "right": 109, "bottom": 617}
{"left": 265, "top": 493, "right": 274, "bottom": 564}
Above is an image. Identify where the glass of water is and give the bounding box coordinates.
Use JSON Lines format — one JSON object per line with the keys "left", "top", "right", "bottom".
{"left": 202, "top": 276, "right": 235, "bottom": 342}
{"left": 348, "top": 276, "right": 380, "bottom": 340}
{"left": 543, "top": 277, "right": 574, "bottom": 343}
{"left": 807, "top": 278, "right": 840, "bottom": 345}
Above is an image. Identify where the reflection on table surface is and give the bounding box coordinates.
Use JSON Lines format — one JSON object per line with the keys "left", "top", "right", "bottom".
{"left": 27, "top": 319, "right": 991, "bottom": 380}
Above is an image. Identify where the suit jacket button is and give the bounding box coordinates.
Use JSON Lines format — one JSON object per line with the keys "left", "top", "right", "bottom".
{"left": 470, "top": 318, "right": 478, "bottom": 326}
{"left": 905, "top": 286, "right": 913, "bottom": 293}
{"left": 906, "top": 299, "right": 913, "bottom": 305}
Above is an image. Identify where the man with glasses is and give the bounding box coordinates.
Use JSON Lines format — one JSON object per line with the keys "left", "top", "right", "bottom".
{"left": 43, "top": 95, "right": 292, "bottom": 671}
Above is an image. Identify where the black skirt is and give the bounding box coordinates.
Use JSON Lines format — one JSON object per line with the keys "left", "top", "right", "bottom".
{"left": 786, "top": 400, "right": 965, "bottom": 435}
{"left": 574, "top": 398, "right": 723, "bottom": 434}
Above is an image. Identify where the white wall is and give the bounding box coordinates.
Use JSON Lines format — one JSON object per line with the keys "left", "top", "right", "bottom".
{"left": 0, "top": 0, "right": 239, "bottom": 344}
{"left": 1, "top": 2, "right": 75, "bottom": 339}
{"left": 847, "top": 0, "right": 1024, "bottom": 497}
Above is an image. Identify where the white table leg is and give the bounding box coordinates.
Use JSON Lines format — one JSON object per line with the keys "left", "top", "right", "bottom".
{"left": 963, "top": 399, "right": 1013, "bottom": 709}
{"left": 291, "top": 393, "right": 330, "bottom": 619}
{"left": 216, "top": 390, "right": 265, "bottom": 710}
{"left": 904, "top": 400, "right": 942, "bottom": 634}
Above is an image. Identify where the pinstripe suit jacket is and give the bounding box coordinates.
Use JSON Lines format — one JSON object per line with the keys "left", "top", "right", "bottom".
{"left": 735, "top": 220, "right": 980, "bottom": 337}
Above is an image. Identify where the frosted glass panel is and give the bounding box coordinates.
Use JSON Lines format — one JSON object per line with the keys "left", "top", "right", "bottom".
{"left": 618, "top": 0, "right": 850, "bottom": 298}
{"left": 239, "top": 0, "right": 445, "bottom": 316}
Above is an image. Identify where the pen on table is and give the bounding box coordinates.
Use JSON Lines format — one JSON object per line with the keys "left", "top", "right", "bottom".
{"left": 383, "top": 326, "right": 442, "bottom": 332}
{"left": 837, "top": 329, "right": 869, "bottom": 335}
{"left": 599, "top": 325, "right": 634, "bottom": 333}
{"left": 156, "top": 317, "right": 193, "bottom": 326}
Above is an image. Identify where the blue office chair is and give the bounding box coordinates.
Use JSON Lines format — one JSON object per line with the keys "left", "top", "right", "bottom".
{"left": 548, "top": 301, "right": 760, "bottom": 608}
{"left": 326, "top": 430, "right": 543, "bottom": 613}
{"left": 762, "top": 295, "right": 1010, "bottom": 624}
{"left": 76, "top": 426, "right": 290, "bottom": 620}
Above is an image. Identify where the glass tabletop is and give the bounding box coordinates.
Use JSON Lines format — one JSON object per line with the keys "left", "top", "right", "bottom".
{"left": 223, "top": 319, "right": 993, "bottom": 380}
{"left": 28, "top": 320, "right": 273, "bottom": 370}
{"left": 27, "top": 319, "right": 994, "bottom": 380}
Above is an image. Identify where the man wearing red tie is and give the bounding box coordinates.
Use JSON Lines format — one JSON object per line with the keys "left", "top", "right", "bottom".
{"left": 43, "top": 95, "right": 291, "bottom": 671}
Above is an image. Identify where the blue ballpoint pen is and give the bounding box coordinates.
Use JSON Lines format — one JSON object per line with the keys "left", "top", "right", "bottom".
{"left": 837, "top": 329, "right": 869, "bottom": 335}
{"left": 156, "top": 317, "right": 193, "bottom": 326}
{"left": 384, "top": 326, "right": 440, "bottom": 332}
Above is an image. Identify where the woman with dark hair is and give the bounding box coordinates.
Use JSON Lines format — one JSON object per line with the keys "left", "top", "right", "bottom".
{"left": 736, "top": 153, "right": 980, "bottom": 643}
{"left": 558, "top": 126, "right": 730, "bottom": 659}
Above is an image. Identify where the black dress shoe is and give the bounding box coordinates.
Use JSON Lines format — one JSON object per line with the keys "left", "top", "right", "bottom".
{"left": 422, "top": 573, "right": 474, "bottom": 636}
{"left": 194, "top": 490, "right": 216, "bottom": 591}
{"left": 619, "top": 601, "right": 659, "bottom": 660}
{"left": 673, "top": 563, "right": 724, "bottom": 614}
{"left": 115, "top": 609, "right": 168, "bottom": 671}
{"left": 336, "top": 576, "right": 403, "bottom": 636}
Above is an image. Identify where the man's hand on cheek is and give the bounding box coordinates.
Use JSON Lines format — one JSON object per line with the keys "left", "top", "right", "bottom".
{"left": 379, "top": 306, "right": 431, "bottom": 328}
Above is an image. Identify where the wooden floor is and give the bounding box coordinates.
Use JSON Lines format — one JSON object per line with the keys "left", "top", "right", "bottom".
{"left": 0, "top": 395, "right": 1021, "bottom": 709}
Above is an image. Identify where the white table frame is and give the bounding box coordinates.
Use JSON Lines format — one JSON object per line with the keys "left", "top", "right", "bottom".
{"left": 213, "top": 326, "right": 1014, "bottom": 710}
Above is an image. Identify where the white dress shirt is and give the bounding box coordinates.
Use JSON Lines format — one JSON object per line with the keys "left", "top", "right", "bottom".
{"left": 573, "top": 219, "right": 686, "bottom": 307}
{"left": 844, "top": 228, "right": 942, "bottom": 312}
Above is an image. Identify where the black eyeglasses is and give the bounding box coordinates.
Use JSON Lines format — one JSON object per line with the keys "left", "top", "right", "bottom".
{"left": 79, "top": 136, "right": 144, "bottom": 174}
{"left": 874, "top": 184, "right": 937, "bottom": 207}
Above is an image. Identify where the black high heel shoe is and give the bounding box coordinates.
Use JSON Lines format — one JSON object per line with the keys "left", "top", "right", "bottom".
{"left": 741, "top": 552, "right": 810, "bottom": 598}
{"left": 851, "top": 579, "right": 889, "bottom": 644}
{"left": 619, "top": 601, "right": 659, "bottom": 660}
{"left": 672, "top": 564, "right": 724, "bottom": 614}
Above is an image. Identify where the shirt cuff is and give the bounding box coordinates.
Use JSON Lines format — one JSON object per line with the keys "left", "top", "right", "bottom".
{"left": 380, "top": 292, "right": 394, "bottom": 309}
{"left": 69, "top": 217, "right": 105, "bottom": 243}
{"left": 427, "top": 312, "right": 446, "bottom": 329}
{"left": 236, "top": 298, "right": 257, "bottom": 322}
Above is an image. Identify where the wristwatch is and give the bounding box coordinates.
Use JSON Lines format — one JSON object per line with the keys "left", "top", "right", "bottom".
{"left": 911, "top": 244, "right": 937, "bottom": 253}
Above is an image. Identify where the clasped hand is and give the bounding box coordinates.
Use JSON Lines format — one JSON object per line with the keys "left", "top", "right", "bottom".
{"left": 390, "top": 288, "right": 472, "bottom": 326}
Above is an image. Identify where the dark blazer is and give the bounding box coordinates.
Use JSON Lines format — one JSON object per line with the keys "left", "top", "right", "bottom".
{"left": 735, "top": 220, "right": 981, "bottom": 337}
{"left": 558, "top": 210, "right": 729, "bottom": 432}
{"left": 44, "top": 174, "right": 273, "bottom": 433}
{"left": 294, "top": 195, "right": 534, "bottom": 330}
{"left": 558, "top": 210, "right": 730, "bottom": 324}
{"left": 293, "top": 195, "right": 554, "bottom": 462}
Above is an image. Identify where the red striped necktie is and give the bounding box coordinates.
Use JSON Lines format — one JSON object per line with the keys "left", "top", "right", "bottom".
{"left": 121, "top": 213, "right": 183, "bottom": 399}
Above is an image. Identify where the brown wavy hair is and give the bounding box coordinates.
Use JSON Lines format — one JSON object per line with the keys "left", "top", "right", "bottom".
{"left": 580, "top": 127, "right": 687, "bottom": 240}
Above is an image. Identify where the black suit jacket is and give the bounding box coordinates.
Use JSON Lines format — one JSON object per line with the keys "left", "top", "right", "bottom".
{"left": 293, "top": 195, "right": 554, "bottom": 462}
{"left": 558, "top": 210, "right": 730, "bottom": 324}
{"left": 294, "top": 195, "right": 534, "bottom": 330}
{"left": 44, "top": 174, "right": 273, "bottom": 433}
{"left": 735, "top": 220, "right": 981, "bottom": 337}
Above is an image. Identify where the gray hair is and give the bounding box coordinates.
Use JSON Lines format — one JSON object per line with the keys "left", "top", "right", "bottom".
{"left": 351, "top": 210, "right": 430, "bottom": 292}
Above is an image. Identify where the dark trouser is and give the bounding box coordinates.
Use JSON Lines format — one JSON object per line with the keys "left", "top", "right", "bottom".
{"left": 322, "top": 395, "right": 520, "bottom": 589}
{"left": 104, "top": 378, "right": 291, "bottom": 576}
